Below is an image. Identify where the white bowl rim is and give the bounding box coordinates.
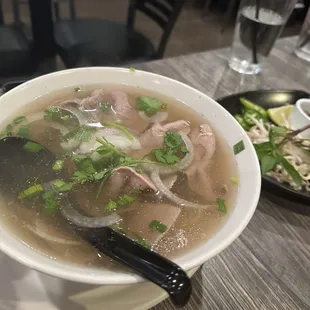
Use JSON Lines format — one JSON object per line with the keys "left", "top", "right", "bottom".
{"left": 0, "top": 67, "right": 261, "bottom": 285}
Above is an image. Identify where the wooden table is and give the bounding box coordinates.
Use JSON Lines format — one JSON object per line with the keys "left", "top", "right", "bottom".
{"left": 134, "top": 36, "right": 310, "bottom": 310}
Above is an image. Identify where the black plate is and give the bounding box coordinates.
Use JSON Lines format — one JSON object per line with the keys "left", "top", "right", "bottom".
{"left": 217, "top": 90, "right": 310, "bottom": 205}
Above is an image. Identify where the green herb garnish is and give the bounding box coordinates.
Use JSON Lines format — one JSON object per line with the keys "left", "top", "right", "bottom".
{"left": 17, "top": 124, "right": 29, "bottom": 138}
{"left": 52, "top": 159, "right": 64, "bottom": 172}
{"left": 136, "top": 96, "right": 166, "bottom": 116}
{"left": 101, "top": 121, "right": 133, "bottom": 141}
{"left": 233, "top": 140, "right": 245, "bottom": 155}
{"left": 231, "top": 176, "right": 239, "bottom": 184}
{"left": 73, "top": 126, "right": 94, "bottom": 142}
{"left": 133, "top": 233, "right": 151, "bottom": 249}
{"left": 149, "top": 220, "right": 167, "bottom": 233}
{"left": 74, "top": 87, "right": 81, "bottom": 92}
{"left": 164, "top": 131, "right": 182, "bottom": 149}
{"left": 104, "top": 200, "right": 118, "bottom": 214}
{"left": 24, "top": 141, "right": 42, "bottom": 152}
{"left": 12, "top": 116, "right": 27, "bottom": 125}
{"left": 216, "top": 198, "right": 227, "bottom": 213}
{"left": 99, "top": 103, "right": 111, "bottom": 112}
{"left": 151, "top": 148, "right": 179, "bottom": 164}
{"left": 42, "top": 191, "right": 58, "bottom": 215}
{"left": 18, "top": 184, "right": 44, "bottom": 200}
{"left": 116, "top": 194, "right": 135, "bottom": 206}
{"left": 129, "top": 67, "right": 135, "bottom": 72}
{"left": 44, "top": 107, "right": 71, "bottom": 122}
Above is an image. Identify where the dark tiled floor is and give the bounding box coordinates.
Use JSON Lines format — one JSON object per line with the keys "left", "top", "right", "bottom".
{"left": 1, "top": 0, "right": 303, "bottom": 59}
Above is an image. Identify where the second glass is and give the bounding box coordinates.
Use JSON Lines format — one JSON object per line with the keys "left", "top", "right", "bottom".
{"left": 229, "top": 0, "right": 297, "bottom": 74}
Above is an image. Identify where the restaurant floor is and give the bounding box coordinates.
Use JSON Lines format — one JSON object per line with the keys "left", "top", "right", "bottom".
{"left": 1, "top": 0, "right": 304, "bottom": 59}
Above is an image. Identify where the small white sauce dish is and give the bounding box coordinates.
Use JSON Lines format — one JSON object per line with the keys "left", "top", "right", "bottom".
{"left": 289, "top": 98, "right": 310, "bottom": 139}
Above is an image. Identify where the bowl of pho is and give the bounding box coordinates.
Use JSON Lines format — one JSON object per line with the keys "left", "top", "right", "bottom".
{"left": 0, "top": 67, "right": 261, "bottom": 286}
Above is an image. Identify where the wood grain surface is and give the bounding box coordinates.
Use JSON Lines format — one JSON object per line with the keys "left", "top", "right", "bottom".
{"left": 133, "top": 37, "right": 310, "bottom": 310}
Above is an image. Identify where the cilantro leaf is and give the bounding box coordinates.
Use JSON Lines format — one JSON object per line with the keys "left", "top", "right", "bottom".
{"left": 151, "top": 148, "right": 179, "bottom": 165}
{"left": 164, "top": 131, "right": 182, "bottom": 149}
{"left": 136, "top": 96, "right": 165, "bottom": 116}
{"left": 149, "top": 220, "right": 167, "bottom": 233}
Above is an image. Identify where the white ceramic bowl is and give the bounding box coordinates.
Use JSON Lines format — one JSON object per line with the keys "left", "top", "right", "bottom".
{"left": 0, "top": 67, "right": 261, "bottom": 285}
{"left": 289, "top": 98, "right": 310, "bottom": 139}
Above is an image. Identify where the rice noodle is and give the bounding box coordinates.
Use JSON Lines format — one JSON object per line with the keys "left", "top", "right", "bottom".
{"left": 247, "top": 118, "right": 310, "bottom": 192}
{"left": 60, "top": 202, "right": 121, "bottom": 228}
{"left": 150, "top": 170, "right": 215, "bottom": 209}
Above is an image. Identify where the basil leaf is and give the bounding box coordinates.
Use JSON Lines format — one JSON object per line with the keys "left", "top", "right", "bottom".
{"left": 260, "top": 155, "right": 277, "bottom": 174}
{"left": 254, "top": 142, "right": 273, "bottom": 159}
{"left": 278, "top": 155, "right": 302, "bottom": 187}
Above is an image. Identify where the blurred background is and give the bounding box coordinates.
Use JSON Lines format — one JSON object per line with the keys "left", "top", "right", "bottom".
{"left": 0, "top": 0, "right": 308, "bottom": 79}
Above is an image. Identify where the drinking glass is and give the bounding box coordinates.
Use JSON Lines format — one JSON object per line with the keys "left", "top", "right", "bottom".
{"left": 295, "top": 8, "right": 310, "bottom": 62}
{"left": 229, "top": 0, "right": 298, "bottom": 74}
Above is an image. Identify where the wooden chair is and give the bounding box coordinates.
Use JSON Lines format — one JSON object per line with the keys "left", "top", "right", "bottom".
{"left": 54, "top": 0, "right": 186, "bottom": 68}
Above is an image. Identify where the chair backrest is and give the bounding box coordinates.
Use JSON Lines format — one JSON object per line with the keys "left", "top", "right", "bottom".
{"left": 127, "top": 0, "right": 186, "bottom": 58}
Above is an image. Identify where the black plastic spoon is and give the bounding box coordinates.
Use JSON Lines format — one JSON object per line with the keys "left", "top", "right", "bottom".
{"left": 0, "top": 136, "right": 192, "bottom": 307}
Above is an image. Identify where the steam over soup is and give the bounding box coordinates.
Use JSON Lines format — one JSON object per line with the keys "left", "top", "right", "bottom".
{"left": 0, "top": 86, "right": 238, "bottom": 268}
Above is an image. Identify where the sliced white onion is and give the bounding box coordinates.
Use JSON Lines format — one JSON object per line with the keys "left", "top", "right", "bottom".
{"left": 60, "top": 202, "right": 121, "bottom": 228}
{"left": 150, "top": 171, "right": 214, "bottom": 209}
{"left": 15, "top": 112, "right": 69, "bottom": 136}
{"left": 60, "top": 139, "right": 80, "bottom": 152}
{"left": 25, "top": 219, "right": 81, "bottom": 245}
{"left": 138, "top": 111, "right": 168, "bottom": 123}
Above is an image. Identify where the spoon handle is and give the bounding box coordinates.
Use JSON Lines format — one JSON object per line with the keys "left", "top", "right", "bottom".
{"left": 85, "top": 227, "right": 192, "bottom": 307}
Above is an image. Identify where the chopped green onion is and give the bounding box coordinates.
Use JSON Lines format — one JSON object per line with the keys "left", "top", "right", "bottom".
{"left": 51, "top": 179, "right": 73, "bottom": 192}
{"left": 42, "top": 191, "right": 58, "bottom": 215}
{"left": 104, "top": 200, "right": 118, "bottom": 214}
{"left": 231, "top": 176, "right": 239, "bottom": 184}
{"left": 0, "top": 131, "right": 9, "bottom": 139}
{"left": 116, "top": 194, "right": 135, "bottom": 206}
{"left": 12, "top": 116, "right": 27, "bottom": 125}
{"left": 149, "top": 220, "right": 167, "bottom": 233}
{"left": 133, "top": 233, "right": 151, "bottom": 249}
{"left": 17, "top": 124, "right": 29, "bottom": 138}
{"left": 129, "top": 67, "right": 135, "bottom": 72}
{"left": 216, "top": 198, "right": 227, "bottom": 213}
{"left": 6, "top": 124, "right": 13, "bottom": 135}
{"left": 52, "top": 159, "right": 64, "bottom": 172}
{"left": 233, "top": 140, "right": 245, "bottom": 155}
{"left": 99, "top": 103, "right": 111, "bottom": 112}
{"left": 101, "top": 121, "right": 133, "bottom": 141}
{"left": 24, "top": 141, "right": 42, "bottom": 152}
{"left": 18, "top": 184, "right": 44, "bottom": 200}
{"left": 61, "top": 115, "right": 70, "bottom": 121}
{"left": 74, "top": 87, "right": 81, "bottom": 92}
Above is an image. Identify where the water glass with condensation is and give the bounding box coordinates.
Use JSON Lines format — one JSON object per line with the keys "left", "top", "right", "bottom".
{"left": 229, "top": 0, "right": 298, "bottom": 75}
{"left": 295, "top": 8, "right": 310, "bottom": 62}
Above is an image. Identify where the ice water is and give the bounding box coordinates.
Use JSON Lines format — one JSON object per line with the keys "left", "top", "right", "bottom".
{"left": 229, "top": 6, "right": 285, "bottom": 74}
